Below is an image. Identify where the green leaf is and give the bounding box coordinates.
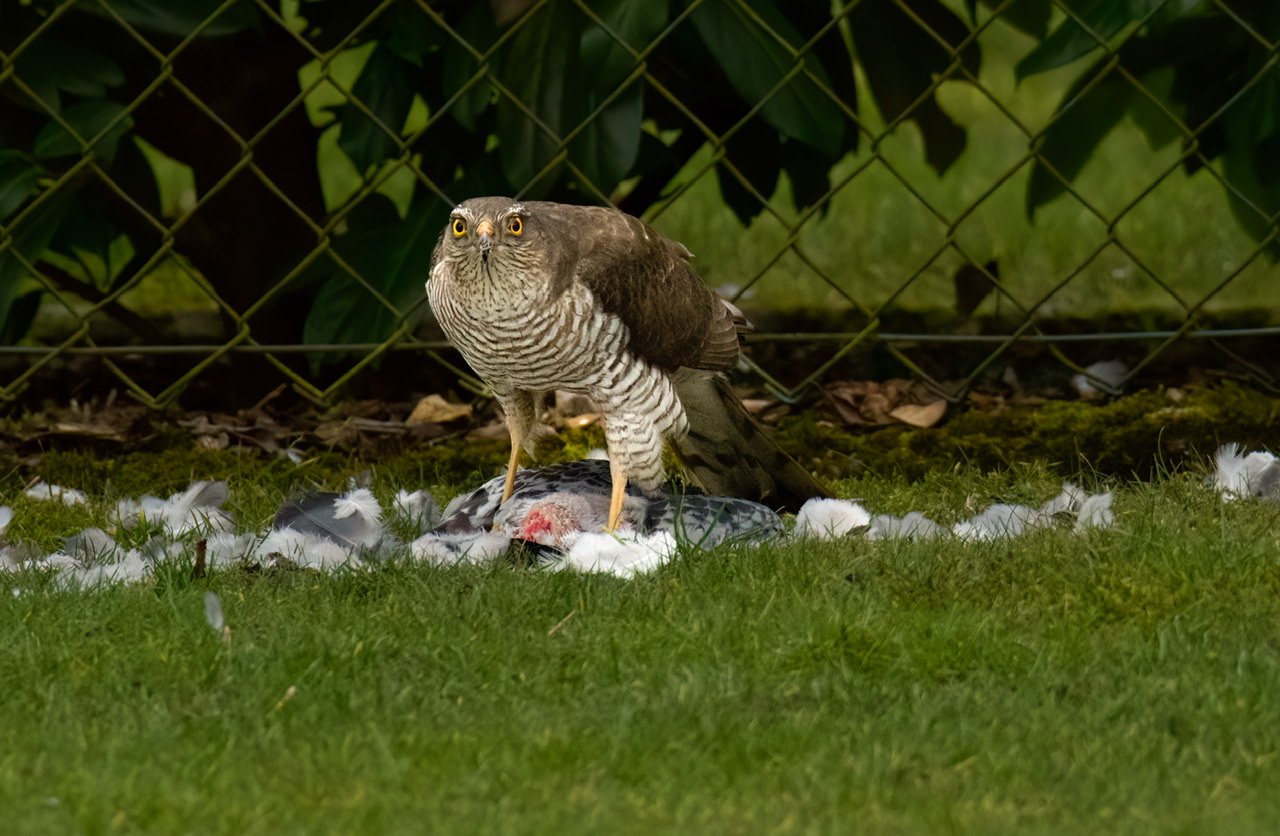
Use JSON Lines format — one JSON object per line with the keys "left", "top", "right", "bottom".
{"left": 0, "top": 186, "right": 77, "bottom": 346}
{"left": 33, "top": 100, "right": 135, "bottom": 164}
{"left": 1016, "top": 0, "right": 1166, "bottom": 79}
{"left": 12, "top": 34, "right": 125, "bottom": 113}
{"left": 0, "top": 150, "right": 42, "bottom": 220}
{"left": 1219, "top": 68, "right": 1280, "bottom": 252}
{"left": 571, "top": 83, "right": 645, "bottom": 195}
{"left": 580, "top": 0, "right": 668, "bottom": 86}
{"left": 0, "top": 290, "right": 42, "bottom": 346}
{"left": 851, "top": 0, "right": 977, "bottom": 173}
{"left": 335, "top": 45, "right": 418, "bottom": 174}
{"left": 441, "top": 5, "right": 500, "bottom": 132}
{"left": 976, "top": 0, "right": 1052, "bottom": 39}
{"left": 1127, "top": 68, "right": 1182, "bottom": 152}
{"left": 569, "top": 0, "right": 667, "bottom": 192}
{"left": 382, "top": 3, "right": 445, "bottom": 67}
{"left": 52, "top": 201, "right": 124, "bottom": 290}
{"left": 1026, "top": 69, "right": 1134, "bottom": 216}
{"left": 715, "top": 117, "right": 783, "bottom": 225}
{"left": 304, "top": 195, "right": 444, "bottom": 356}
{"left": 88, "top": 0, "right": 261, "bottom": 38}
{"left": 496, "top": 1, "right": 578, "bottom": 193}
{"left": 690, "top": 0, "right": 845, "bottom": 157}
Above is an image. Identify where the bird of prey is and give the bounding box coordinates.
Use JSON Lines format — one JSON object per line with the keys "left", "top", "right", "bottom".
{"left": 427, "top": 196, "right": 829, "bottom": 529}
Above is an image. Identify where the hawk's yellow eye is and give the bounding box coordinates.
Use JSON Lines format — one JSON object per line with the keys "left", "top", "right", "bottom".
{"left": 508, "top": 216, "right": 523, "bottom": 235}
{"left": 451, "top": 218, "right": 466, "bottom": 237}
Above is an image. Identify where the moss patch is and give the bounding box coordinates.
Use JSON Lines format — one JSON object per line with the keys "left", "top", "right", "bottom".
{"left": 779, "top": 382, "right": 1280, "bottom": 482}
{"left": 3, "top": 385, "right": 1278, "bottom": 505}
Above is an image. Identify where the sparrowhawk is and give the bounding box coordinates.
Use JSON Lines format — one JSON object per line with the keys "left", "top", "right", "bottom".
{"left": 427, "top": 197, "right": 829, "bottom": 529}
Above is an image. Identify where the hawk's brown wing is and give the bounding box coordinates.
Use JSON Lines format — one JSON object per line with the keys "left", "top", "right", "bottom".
{"left": 528, "top": 202, "right": 741, "bottom": 373}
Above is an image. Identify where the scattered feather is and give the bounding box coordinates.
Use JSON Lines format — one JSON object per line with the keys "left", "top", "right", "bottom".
{"left": 953, "top": 503, "right": 1047, "bottom": 542}
{"left": 204, "top": 591, "right": 226, "bottom": 632}
{"left": 1071, "top": 360, "right": 1128, "bottom": 399}
{"left": 7, "top": 461, "right": 1127, "bottom": 587}
{"left": 273, "top": 489, "right": 385, "bottom": 551}
{"left": 31, "top": 529, "right": 152, "bottom": 586}
{"left": 1040, "top": 482, "right": 1087, "bottom": 516}
{"left": 59, "top": 551, "right": 153, "bottom": 587}
{"left": 793, "top": 498, "right": 871, "bottom": 539}
{"left": 115, "top": 480, "right": 233, "bottom": 535}
{"left": 393, "top": 489, "right": 440, "bottom": 532}
{"left": 0, "top": 506, "right": 17, "bottom": 573}
{"left": 1213, "top": 443, "right": 1280, "bottom": 500}
{"left": 557, "top": 531, "right": 677, "bottom": 578}
{"left": 409, "top": 530, "right": 512, "bottom": 564}
{"left": 866, "top": 512, "right": 947, "bottom": 541}
{"left": 25, "top": 483, "right": 88, "bottom": 505}
{"left": 255, "top": 528, "right": 362, "bottom": 570}
{"left": 1074, "top": 492, "right": 1115, "bottom": 532}
{"left": 203, "top": 531, "right": 258, "bottom": 567}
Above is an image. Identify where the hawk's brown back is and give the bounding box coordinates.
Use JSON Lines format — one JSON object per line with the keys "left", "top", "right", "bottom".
{"left": 519, "top": 202, "right": 743, "bottom": 373}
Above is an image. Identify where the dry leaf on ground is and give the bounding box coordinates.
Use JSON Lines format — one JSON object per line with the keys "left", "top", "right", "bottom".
{"left": 824, "top": 379, "right": 947, "bottom": 428}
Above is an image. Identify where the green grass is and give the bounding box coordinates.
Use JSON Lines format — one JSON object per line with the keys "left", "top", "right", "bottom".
{"left": 4, "top": 459, "right": 1280, "bottom": 833}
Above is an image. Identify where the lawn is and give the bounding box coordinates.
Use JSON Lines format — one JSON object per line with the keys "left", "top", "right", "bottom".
{"left": 3, "top": 449, "right": 1280, "bottom": 834}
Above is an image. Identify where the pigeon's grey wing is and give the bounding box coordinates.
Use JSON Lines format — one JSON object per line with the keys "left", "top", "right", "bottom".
{"left": 669, "top": 495, "right": 784, "bottom": 547}
{"left": 435, "top": 477, "right": 507, "bottom": 534}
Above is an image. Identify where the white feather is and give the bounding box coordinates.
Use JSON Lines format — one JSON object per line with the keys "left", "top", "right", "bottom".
{"left": 558, "top": 531, "right": 676, "bottom": 578}
{"left": 0, "top": 505, "right": 12, "bottom": 536}
{"left": 409, "top": 531, "right": 512, "bottom": 564}
{"left": 332, "top": 488, "right": 381, "bottom": 523}
{"left": 255, "top": 528, "right": 360, "bottom": 570}
{"left": 203, "top": 531, "right": 258, "bottom": 567}
{"left": 204, "top": 591, "right": 226, "bottom": 632}
{"left": 321, "top": 489, "right": 386, "bottom": 549}
{"left": 1071, "top": 360, "right": 1128, "bottom": 399}
{"left": 59, "top": 550, "right": 152, "bottom": 587}
{"left": 25, "top": 483, "right": 88, "bottom": 505}
{"left": 1213, "top": 443, "right": 1250, "bottom": 498}
{"left": 29, "top": 527, "right": 151, "bottom": 587}
{"left": 393, "top": 489, "right": 440, "bottom": 532}
{"left": 1213, "top": 443, "right": 1279, "bottom": 500}
{"left": 792, "top": 498, "right": 872, "bottom": 539}
{"left": 1074, "top": 492, "right": 1115, "bottom": 532}
{"left": 115, "top": 480, "right": 233, "bottom": 535}
{"left": 866, "top": 512, "right": 947, "bottom": 541}
{"left": 1040, "top": 482, "right": 1087, "bottom": 515}
{"left": 953, "top": 504, "right": 1047, "bottom": 542}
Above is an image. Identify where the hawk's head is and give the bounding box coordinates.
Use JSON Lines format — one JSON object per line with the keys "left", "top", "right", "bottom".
{"left": 441, "top": 197, "right": 532, "bottom": 268}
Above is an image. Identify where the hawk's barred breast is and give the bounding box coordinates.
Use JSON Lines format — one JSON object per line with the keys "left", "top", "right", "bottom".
{"left": 428, "top": 247, "right": 686, "bottom": 491}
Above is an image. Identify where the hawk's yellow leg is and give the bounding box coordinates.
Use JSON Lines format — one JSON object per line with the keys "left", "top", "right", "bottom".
{"left": 501, "top": 427, "right": 523, "bottom": 504}
{"left": 606, "top": 458, "right": 627, "bottom": 532}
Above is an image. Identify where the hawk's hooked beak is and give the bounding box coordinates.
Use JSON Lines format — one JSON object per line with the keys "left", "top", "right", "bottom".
{"left": 476, "top": 219, "right": 494, "bottom": 261}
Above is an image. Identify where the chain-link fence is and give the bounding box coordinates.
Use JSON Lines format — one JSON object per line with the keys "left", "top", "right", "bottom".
{"left": 2, "top": 0, "right": 1277, "bottom": 411}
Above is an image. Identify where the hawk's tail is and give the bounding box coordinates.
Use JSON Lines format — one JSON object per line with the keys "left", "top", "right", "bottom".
{"left": 671, "top": 371, "right": 831, "bottom": 513}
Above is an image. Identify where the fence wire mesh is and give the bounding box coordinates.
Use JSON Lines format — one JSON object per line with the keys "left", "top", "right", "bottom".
{"left": 1, "top": 0, "right": 1277, "bottom": 412}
